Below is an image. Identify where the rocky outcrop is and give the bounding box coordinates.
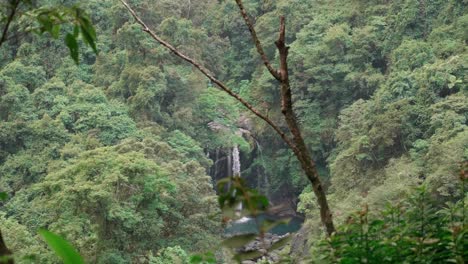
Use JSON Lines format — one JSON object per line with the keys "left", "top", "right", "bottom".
{"left": 267, "top": 201, "right": 301, "bottom": 218}
{"left": 289, "top": 224, "right": 311, "bottom": 261}
{"left": 238, "top": 233, "right": 290, "bottom": 264}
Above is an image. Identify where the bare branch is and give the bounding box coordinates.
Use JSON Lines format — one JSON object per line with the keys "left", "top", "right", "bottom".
{"left": 234, "top": 0, "right": 280, "bottom": 80}
{"left": 0, "top": 0, "right": 21, "bottom": 48}
{"left": 119, "top": 0, "right": 296, "bottom": 151}
{"left": 236, "top": 8, "right": 336, "bottom": 234}
{"left": 275, "top": 16, "right": 289, "bottom": 83}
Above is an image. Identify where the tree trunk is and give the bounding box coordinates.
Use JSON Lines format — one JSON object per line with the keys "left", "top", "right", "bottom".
{"left": 0, "top": 230, "right": 13, "bottom": 264}
{"left": 275, "top": 16, "right": 335, "bottom": 235}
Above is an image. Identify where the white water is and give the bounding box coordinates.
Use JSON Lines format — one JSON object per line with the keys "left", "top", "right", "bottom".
{"left": 232, "top": 145, "right": 243, "bottom": 215}
{"left": 232, "top": 145, "right": 241, "bottom": 177}
{"left": 234, "top": 216, "right": 251, "bottom": 224}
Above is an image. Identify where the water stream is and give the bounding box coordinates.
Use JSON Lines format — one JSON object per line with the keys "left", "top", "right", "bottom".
{"left": 209, "top": 144, "right": 303, "bottom": 236}
{"left": 232, "top": 145, "right": 241, "bottom": 176}
{"left": 232, "top": 145, "right": 243, "bottom": 214}
{"left": 225, "top": 214, "right": 304, "bottom": 236}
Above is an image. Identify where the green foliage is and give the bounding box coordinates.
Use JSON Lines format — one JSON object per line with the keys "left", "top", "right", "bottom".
{"left": 0, "top": 12, "right": 222, "bottom": 257}
{"left": 0, "top": 213, "right": 48, "bottom": 263}
{"left": 3, "top": 138, "right": 219, "bottom": 262}
{"left": 310, "top": 184, "right": 467, "bottom": 263}
{"left": 33, "top": 5, "right": 98, "bottom": 63}
{"left": 1, "top": 0, "right": 467, "bottom": 263}
{"left": 149, "top": 246, "right": 189, "bottom": 264}
{"left": 189, "top": 252, "right": 216, "bottom": 264}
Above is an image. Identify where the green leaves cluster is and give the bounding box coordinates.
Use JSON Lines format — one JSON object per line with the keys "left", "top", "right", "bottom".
{"left": 311, "top": 184, "right": 467, "bottom": 263}
{"left": 33, "top": 5, "right": 97, "bottom": 64}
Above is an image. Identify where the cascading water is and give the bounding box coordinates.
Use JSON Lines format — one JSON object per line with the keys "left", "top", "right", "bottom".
{"left": 224, "top": 143, "right": 304, "bottom": 235}
{"left": 231, "top": 145, "right": 246, "bottom": 219}
{"left": 232, "top": 145, "right": 241, "bottom": 177}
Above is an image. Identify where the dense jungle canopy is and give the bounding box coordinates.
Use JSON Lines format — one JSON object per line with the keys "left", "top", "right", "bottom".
{"left": 0, "top": 0, "right": 467, "bottom": 263}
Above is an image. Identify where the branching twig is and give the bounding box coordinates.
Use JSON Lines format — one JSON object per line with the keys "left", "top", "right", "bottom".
{"left": 120, "top": 0, "right": 296, "bottom": 151}
{"left": 234, "top": 5, "right": 336, "bottom": 234}
{"left": 234, "top": 0, "right": 280, "bottom": 81}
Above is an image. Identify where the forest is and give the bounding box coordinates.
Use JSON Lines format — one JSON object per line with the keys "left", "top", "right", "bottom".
{"left": 0, "top": 0, "right": 467, "bottom": 263}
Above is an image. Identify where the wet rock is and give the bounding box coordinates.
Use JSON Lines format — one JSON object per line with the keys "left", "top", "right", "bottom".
{"left": 237, "top": 233, "right": 290, "bottom": 263}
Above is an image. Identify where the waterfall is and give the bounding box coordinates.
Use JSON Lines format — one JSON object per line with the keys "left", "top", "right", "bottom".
{"left": 231, "top": 145, "right": 244, "bottom": 217}
{"left": 232, "top": 145, "right": 241, "bottom": 177}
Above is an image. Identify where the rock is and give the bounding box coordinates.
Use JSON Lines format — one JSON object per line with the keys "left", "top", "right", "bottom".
{"left": 207, "top": 121, "right": 229, "bottom": 132}
{"left": 268, "top": 252, "right": 280, "bottom": 262}
{"left": 267, "top": 201, "right": 300, "bottom": 218}
{"left": 289, "top": 224, "right": 311, "bottom": 260}
{"left": 237, "top": 114, "right": 253, "bottom": 131}
{"left": 236, "top": 233, "right": 291, "bottom": 263}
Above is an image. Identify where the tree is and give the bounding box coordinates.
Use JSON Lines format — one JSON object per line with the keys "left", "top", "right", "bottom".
{"left": 5, "top": 143, "right": 218, "bottom": 262}
{"left": 0, "top": 2, "right": 100, "bottom": 260}
{"left": 120, "top": 0, "right": 336, "bottom": 235}
{"left": 0, "top": 230, "right": 13, "bottom": 264}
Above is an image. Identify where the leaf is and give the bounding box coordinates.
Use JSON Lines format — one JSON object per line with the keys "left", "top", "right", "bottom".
{"left": 216, "top": 177, "right": 232, "bottom": 190}
{"left": 370, "top": 220, "right": 385, "bottom": 228}
{"left": 65, "top": 33, "right": 79, "bottom": 64}
{"left": 222, "top": 234, "right": 256, "bottom": 248}
{"left": 79, "top": 17, "right": 96, "bottom": 39}
{"left": 38, "top": 229, "right": 84, "bottom": 264}
{"left": 0, "top": 192, "right": 7, "bottom": 201}
{"left": 190, "top": 252, "right": 216, "bottom": 264}
{"left": 203, "top": 252, "right": 216, "bottom": 263}
{"left": 51, "top": 25, "right": 60, "bottom": 39}
{"left": 75, "top": 10, "right": 97, "bottom": 54}
{"left": 79, "top": 25, "right": 97, "bottom": 53}
{"left": 73, "top": 25, "right": 79, "bottom": 38}
{"left": 254, "top": 195, "right": 269, "bottom": 208}
{"left": 21, "top": 254, "right": 38, "bottom": 262}
{"left": 0, "top": 256, "right": 14, "bottom": 263}
{"left": 37, "top": 13, "right": 53, "bottom": 33}
{"left": 189, "top": 255, "right": 203, "bottom": 263}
